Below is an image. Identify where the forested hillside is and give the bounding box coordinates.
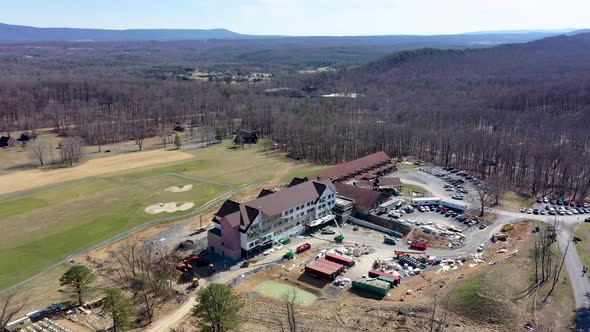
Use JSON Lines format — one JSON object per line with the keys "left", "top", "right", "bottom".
{"left": 0, "top": 33, "right": 589, "bottom": 199}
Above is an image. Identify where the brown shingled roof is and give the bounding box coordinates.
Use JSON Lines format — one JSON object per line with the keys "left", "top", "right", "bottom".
{"left": 312, "top": 151, "right": 391, "bottom": 181}
{"left": 334, "top": 183, "right": 391, "bottom": 211}
{"left": 214, "top": 199, "right": 241, "bottom": 219}
{"left": 246, "top": 180, "right": 335, "bottom": 217}
{"left": 375, "top": 177, "right": 402, "bottom": 187}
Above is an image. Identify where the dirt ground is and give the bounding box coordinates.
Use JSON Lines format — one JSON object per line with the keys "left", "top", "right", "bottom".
{"left": 0, "top": 149, "right": 192, "bottom": 195}
{"left": 167, "top": 220, "right": 573, "bottom": 332}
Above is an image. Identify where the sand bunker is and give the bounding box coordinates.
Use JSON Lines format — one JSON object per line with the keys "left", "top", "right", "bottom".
{"left": 144, "top": 202, "right": 195, "bottom": 214}
{"left": 165, "top": 184, "right": 194, "bottom": 193}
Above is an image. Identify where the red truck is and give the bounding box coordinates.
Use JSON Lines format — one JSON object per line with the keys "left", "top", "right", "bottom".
{"left": 409, "top": 241, "right": 429, "bottom": 250}
{"left": 296, "top": 243, "right": 311, "bottom": 253}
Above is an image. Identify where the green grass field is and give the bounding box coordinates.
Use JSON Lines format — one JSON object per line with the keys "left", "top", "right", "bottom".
{"left": 575, "top": 223, "right": 590, "bottom": 269}
{"left": 0, "top": 141, "right": 321, "bottom": 290}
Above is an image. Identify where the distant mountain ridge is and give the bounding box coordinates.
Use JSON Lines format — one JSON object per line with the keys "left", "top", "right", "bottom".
{"left": 0, "top": 23, "right": 254, "bottom": 42}
{"left": 0, "top": 22, "right": 586, "bottom": 43}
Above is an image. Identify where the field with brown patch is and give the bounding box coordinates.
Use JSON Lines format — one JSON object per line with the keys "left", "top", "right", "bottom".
{"left": 0, "top": 149, "right": 193, "bottom": 196}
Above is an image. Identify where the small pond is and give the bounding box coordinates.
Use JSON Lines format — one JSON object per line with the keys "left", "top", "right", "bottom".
{"left": 256, "top": 280, "right": 318, "bottom": 305}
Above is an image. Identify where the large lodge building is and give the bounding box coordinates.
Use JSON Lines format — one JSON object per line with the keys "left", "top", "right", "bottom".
{"left": 208, "top": 151, "right": 396, "bottom": 260}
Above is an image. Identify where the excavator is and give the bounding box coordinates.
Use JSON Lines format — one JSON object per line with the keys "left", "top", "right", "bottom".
{"left": 176, "top": 254, "right": 209, "bottom": 271}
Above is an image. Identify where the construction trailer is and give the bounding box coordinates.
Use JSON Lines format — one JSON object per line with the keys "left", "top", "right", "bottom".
{"left": 441, "top": 200, "right": 467, "bottom": 211}
{"left": 411, "top": 197, "right": 441, "bottom": 206}
{"left": 368, "top": 270, "right": 401, "bottom": 286}
{"left": 325, "top": 253, "right": 355, "bottom": 267}
{"left": 352, "top": 277, "right": 391, "bottom": 296}
{"left": 305, "top": 259, "right": 345, "bottom": 281}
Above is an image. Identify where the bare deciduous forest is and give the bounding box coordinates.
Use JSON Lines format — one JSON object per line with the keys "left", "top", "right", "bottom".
{"left": 1, "top": 33, "right": 589, "bottom": 199}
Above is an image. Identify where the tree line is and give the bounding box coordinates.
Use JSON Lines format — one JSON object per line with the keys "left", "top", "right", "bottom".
{"left": 1, "top": 34, "right": 590, "bottom": 200}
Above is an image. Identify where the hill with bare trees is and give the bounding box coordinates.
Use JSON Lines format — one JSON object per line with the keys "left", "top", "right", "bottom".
{"left": 0, "top": 33, "right": 589, "bottom": 199}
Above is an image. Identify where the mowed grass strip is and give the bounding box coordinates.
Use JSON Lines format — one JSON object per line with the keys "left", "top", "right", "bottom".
{"left": 111, "top": 142, "right": 320, "bottom": 186}
{"left": 0, "top": 175, "right": 227, "bottom": 290}
{"left": 575, "top": 223, "right": 590, "bottom": 270}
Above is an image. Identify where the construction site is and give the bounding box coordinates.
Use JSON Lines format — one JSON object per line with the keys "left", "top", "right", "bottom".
{"left": 4, "top": 153, "right": 577, "bottom": 332}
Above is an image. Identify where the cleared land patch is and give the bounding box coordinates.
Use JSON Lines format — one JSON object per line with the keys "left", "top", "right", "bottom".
{"left": 0, "top": 149, "right": 193, "bottom": 196}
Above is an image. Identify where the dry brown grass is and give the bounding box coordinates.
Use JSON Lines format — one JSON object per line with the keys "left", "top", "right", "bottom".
{"left": 0, "top": 149, "right": 192, "bottom": 195}
{"left": 497, "top": 191, "right": 535, "bottom": 212}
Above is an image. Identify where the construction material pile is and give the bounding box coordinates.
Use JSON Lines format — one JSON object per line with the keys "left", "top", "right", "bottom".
{"left": 317, "top": 243, "right": 374, "bottom": 261}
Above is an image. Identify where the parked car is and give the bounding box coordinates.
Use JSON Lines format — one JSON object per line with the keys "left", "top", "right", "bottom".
{"left": 536, "top": 197, "right": 543, "bottom": 203}
{"left": 527, "top": 208, "right": 533, "bottom": 214}
{"left": 550, "top": 199, "right": 556, "bottom": 205}
{"left": 533, "top": 209, "right": 539, "bottom": 215}
{"left": 585, "top": 217, "right": 590, "bottom": 222}
{"left": 479, "top": 224, "right": 488, "bottom": 230}
{"left": 477, "top": 244, "right": 485, "bottom": 251}
{"left": 418, "top": 206, "right": 425, "bottom": 212}
{"left": 321, "top": 228, "right": 336, "bottom": 235}
{"left": 520, "top": 208, "right": 526, "bottom": 213}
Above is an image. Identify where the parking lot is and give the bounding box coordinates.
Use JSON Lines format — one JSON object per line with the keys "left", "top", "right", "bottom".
{"left": 523, "top": 197, "right": 590, "bottom": 218}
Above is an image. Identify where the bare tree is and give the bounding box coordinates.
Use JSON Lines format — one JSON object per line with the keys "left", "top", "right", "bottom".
{"left": 28, "top": 141, "right": 50, "bottom": 166}
{"left": 6, "top": 137, "right": 16, "bottom": 148}
{"left": 515, "top": 220, "right": 563, "bottom": 300}
{"left": 281, "top": 289, "right": 298, "bottom": 332}
{"left": 59, "top": 137, "right": 83, "bottom": 167}
{"left": 474, "top": 184, "right": 493, "bottom": 217}
{"left": 108, "top": 240, "right": 175, "bottom": 325}
{"left": 486, "top": 174, "right": 506, "bottom": 207}
{"left": 0, "top": 292, "right": 27, "bottom": 331}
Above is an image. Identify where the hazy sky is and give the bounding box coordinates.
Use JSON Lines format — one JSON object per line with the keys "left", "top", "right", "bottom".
{"left": 2, "top": 0, "right": 588, "bottom": 36}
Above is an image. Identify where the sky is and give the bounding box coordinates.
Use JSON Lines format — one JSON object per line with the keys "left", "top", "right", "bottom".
{"left": 1, "top": 0, "right": 588, "bottom": 36}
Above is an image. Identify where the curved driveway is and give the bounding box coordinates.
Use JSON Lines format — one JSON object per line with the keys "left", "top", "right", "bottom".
{"left": 391, "top": 168, "right": 590, "bottom": 331}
